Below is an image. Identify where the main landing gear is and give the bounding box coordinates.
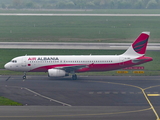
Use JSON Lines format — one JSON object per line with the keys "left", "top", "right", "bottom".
{"left": 71, "top": 71, "right": 77, "bottom": 80}
{"left": 72, "top": 74, "right": 77, "bottom": 80}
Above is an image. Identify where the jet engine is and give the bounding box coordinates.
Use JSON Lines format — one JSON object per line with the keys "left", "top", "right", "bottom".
{"left": 48, "top": 69, "right": 67, "bottom": 77}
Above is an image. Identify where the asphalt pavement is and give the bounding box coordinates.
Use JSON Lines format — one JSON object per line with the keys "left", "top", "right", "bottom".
{"left": 0, "top": 75, "right": 159, "bottom": 120}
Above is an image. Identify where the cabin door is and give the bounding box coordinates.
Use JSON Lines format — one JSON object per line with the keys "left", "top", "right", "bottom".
{"left": 22, "top": 56, "right": 27, "bottom": 67}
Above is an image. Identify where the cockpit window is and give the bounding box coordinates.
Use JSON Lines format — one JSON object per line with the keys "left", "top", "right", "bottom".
{"left": 11, "top": 60, "right": 17, "bottom": 63}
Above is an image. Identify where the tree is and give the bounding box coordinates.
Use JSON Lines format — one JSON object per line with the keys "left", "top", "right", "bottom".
{"left": 146, "top": 0, "right": 158, "bottom": 9}
{"left": 12, "top": 0, "right": 23, "bottom": 9}
{"left": 108, "top": 0, "right": 116, "bottom": 9}
{"left": 1, "top": 3, "right": 6, "bottom": 9}
{"left": 134, "top": 0, "right": 144, "bottom": 9}
{"left": 117, "top": 0, "right": 132, "bottom": 9}
{"left": 2, "top": 0, "right": 160, "bottom": 9}
{"left": 73, "top": 0, "right": 87, "bottom": 9}
{"left": 66, "top": 1, "right": 75, "bottom": 8}
{"left": 57, "top": 1, "right": 66, "bottom": 8}
{"left": 98, "top": 0, "right": 108, "bottom": 9}
{"left": 25, "top": 2, "right": 35, "bottom": 9}
{"left": 86, "top": 1, "right": 95, "bottom": 9}
{"left": 57, "top": 0, "right": 75, "bottom": 9}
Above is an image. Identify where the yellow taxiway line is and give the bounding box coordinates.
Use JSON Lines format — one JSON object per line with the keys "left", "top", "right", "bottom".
{"left": 88, "top": 80, "right": 160, "bottom": 120}
{"left": 147, "top": 94, "right": 160, "bottom": 96}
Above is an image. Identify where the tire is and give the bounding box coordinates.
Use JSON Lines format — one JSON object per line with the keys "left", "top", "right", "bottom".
{"left": 23, "top": 76, "right": 26, "bottom": 79}
{"left": 72, "top": 74, "right": 77, "bottom": 80}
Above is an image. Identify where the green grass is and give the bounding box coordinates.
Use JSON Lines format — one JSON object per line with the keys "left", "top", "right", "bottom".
{"left": 0, "top": 16, "right": 159, "bottom": 42}
{"left": 1, "top": 49, "right": 159, "bottom": 76}
{"left": 0, "top": 97, "right": 22, "bottom": 105}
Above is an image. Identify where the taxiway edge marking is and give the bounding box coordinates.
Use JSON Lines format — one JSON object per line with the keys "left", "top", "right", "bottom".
{"left": 24, "top": 87, "right": 72, "bottom": 107}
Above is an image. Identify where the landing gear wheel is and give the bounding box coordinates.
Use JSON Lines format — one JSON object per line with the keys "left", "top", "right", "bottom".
{"left": 72, "top": 74, "right": 77, "bottom": 80}
{"left": 23, "top": 75, "right": 26, "bottom": 79}
{"left": 23, "top": 72, "right": 26, "bottom": 79}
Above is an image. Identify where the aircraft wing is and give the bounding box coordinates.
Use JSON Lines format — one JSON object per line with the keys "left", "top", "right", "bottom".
{"left": 55, "top": 65, "right": 88, "bottom": 72}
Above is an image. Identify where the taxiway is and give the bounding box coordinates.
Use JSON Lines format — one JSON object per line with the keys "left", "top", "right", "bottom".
{"left": 0, "top": 75, "right": 159, "bottom": 120}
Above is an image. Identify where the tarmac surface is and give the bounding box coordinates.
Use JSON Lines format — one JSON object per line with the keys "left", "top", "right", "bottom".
{"left": 0, "top": 75, "right": 160, "bottom": 120}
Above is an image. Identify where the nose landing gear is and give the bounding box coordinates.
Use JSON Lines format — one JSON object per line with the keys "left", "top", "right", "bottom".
{"left": 23, "top": 72, "right": 26, "bottom": 79}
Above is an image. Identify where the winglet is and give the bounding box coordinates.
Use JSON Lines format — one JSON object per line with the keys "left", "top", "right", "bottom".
{"left": 123, "top": 32, "right": 150, "bottom": 56}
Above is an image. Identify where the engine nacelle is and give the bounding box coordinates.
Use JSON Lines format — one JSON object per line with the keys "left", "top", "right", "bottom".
{"left": 48, "top": 69, "right": 66, "bottom": 77}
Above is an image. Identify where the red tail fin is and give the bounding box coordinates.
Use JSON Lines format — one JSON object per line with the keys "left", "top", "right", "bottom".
{"left": 123, "top": 32, "right": 150, "bottom": 56}
{"left": 132, "top": 32, "right": 150, "bottom": 54}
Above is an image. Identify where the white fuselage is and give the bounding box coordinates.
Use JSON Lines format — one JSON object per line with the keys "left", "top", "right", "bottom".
{"left": 4, "top": 54, "right": 150, "bottom": 73}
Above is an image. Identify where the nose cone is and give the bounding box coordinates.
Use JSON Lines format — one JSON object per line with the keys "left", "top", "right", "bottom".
{"left": 4, "top": 63, "right": 10, "bottom": 70}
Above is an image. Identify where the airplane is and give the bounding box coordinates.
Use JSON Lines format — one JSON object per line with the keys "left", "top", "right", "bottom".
{"left": 4, "top": 32, "right": 152, "bottom": 80}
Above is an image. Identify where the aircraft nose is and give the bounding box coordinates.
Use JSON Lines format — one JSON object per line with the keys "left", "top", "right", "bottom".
{"left": 4, "top": 63, "right": 11, "bottom": 69}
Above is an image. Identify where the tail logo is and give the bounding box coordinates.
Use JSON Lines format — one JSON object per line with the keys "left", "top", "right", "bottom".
{"left": 131, "top": 32, "right": 149, "bottom": 55}
{"left": 132, "top": 38, "right": 148, "bottom": 54}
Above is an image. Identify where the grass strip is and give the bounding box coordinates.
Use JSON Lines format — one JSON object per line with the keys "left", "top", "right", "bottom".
{"left": 0, "top": 16, "right": 159, "bottom": 42}
{"left": 0, "top": 97, "right": 22, "bottom": 106}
